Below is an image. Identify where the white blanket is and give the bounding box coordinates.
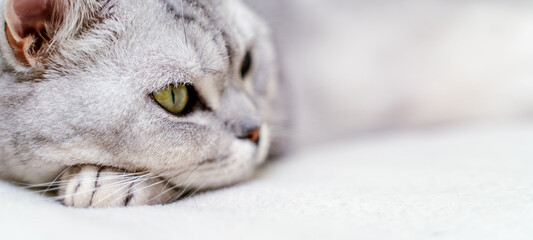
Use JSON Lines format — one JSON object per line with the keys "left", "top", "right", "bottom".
{"left": 2, "top": 121, "right": 532, "bottom": 240}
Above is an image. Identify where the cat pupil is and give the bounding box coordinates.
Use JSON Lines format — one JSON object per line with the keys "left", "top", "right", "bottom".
{"left": 171, "top": 88, "right": 176, "bottom": 104}
{"left": 240, "top": 51, "right": 252, "bottom": 79}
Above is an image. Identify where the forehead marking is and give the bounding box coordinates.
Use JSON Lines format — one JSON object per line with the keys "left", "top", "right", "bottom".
{"left": 160, "top": 0, "right": 235, "bottom": 68}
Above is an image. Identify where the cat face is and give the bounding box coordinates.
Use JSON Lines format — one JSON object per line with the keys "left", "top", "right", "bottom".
{"left": 0, "top": 0, "right": 280, "bottom": 188}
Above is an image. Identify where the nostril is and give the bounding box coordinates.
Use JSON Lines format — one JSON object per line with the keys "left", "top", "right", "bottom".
{"left": 240, "top": 127, "right": 261, "bottom": 144}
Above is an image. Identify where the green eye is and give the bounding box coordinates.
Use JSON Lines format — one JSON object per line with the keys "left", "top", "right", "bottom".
{"left": 153, "top": 84, "right": 189, "bottom": 114}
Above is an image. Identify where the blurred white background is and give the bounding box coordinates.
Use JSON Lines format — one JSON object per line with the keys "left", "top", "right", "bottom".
{"left": 245, "top": 0, "right": 533, "bottom": 146}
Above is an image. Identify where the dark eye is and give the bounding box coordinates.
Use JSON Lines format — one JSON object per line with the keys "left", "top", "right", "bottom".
{"left": 240, "top": 50, "right": 252, "bottom": 79}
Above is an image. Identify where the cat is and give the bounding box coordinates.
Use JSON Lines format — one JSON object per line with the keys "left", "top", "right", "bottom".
{"left": 0, "top": 0, "right": 287, "bottom": 208}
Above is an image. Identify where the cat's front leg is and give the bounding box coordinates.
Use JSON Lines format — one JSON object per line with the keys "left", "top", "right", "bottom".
{"left": 58, "top": 166, "right": 177, "bottom": 208}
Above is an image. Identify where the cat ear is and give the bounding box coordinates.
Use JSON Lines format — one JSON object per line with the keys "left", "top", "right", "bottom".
{"left": 4, "top": 0, "right": 65, "bottom": 66}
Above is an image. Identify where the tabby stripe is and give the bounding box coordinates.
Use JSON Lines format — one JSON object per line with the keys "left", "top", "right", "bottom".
{"left": 88, "top": 167, "right": 104, "bottom": 207}
{"left": 123, "top": 182, "right": 135, "bottom": 206}
{"left": 162, "top": 0, "right": 198, "bottom": 23}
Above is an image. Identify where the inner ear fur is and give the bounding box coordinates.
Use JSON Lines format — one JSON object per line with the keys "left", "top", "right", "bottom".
{"left": 4, "top": 0, "right": 65, "bottom": 66}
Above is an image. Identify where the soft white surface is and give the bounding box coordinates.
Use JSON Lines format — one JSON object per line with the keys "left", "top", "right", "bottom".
{"left": 2, "top": 121, "right": 532, "bottom": 239}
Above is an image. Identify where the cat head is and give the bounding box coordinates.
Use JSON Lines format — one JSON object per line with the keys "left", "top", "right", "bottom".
{"left": 0, "top": 0, "right": 282, "bottom": 188}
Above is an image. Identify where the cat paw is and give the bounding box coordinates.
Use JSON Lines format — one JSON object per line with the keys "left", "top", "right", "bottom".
{"left": 58, "top": 166, "right": 177, "bottom": 208}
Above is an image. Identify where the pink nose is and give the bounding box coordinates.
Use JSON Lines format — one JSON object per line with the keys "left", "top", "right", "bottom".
{"left": 243, "top": 127, "right": 261, "bottom": 144}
